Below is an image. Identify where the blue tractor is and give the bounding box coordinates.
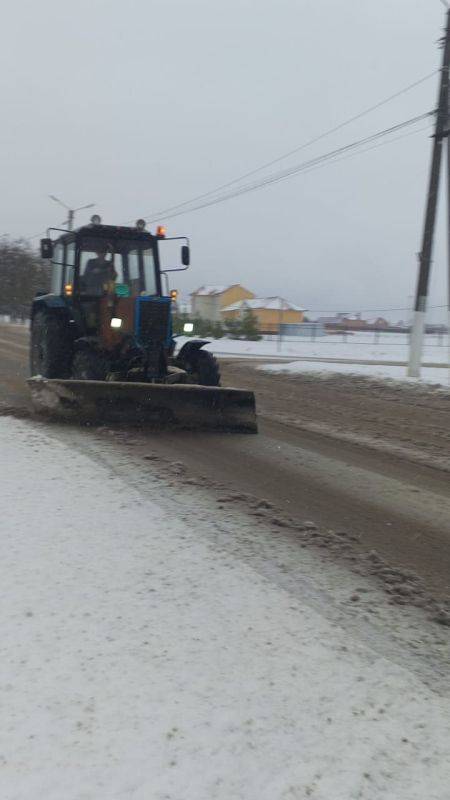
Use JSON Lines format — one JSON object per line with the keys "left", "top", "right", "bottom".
{"left": 28, "top": 216, "right": 257, "bottom": 431}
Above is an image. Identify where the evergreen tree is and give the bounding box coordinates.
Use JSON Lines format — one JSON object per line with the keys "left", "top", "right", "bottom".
{"left": 224, "top": 310, "right": 261, "bottom": 340}
{"left": 240, "top": 309, "right": 261, "bottom": 340}
{"left": 171, "top": 312, "right": 192, "bottom": 335}
{"left": 223, "top": 317, "right": 242, "bottom": 339}
{"left": 171, "top": 312, "right": 224, "bottom": 339}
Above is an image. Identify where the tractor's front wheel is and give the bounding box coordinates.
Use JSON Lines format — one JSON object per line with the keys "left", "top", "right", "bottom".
{"left": 72, "top": 349, "right": 109, "bottom": 381}
{"left": 186, "top": 350, "right": 221, "bottom": 386}
{"left": 30, "top": 311, "right": 71, "bottom": 378}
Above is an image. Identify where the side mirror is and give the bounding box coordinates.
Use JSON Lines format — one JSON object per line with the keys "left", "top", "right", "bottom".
{"left": 40, "top": 238, "right": 53, "bottom": 259}
{"left": 181, "top": 245, "right": 190, "bottom": 266}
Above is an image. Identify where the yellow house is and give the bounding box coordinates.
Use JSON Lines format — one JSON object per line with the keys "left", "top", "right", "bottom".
{"left": 191, "top": 284, "right": 254, "bottom": 322}
{"left": 222, "top": 296, "right": 305, "bottom": 334}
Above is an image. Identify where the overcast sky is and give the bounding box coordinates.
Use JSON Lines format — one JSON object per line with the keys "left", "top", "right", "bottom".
{"left": 1, "top": 0, "right": 448, "bottom": 320}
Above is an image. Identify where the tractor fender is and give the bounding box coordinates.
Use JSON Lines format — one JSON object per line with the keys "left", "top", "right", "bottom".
{"left": 176, "top": 339, "right": 210, "bottom": 366}
{"left": 74, "top": 336, "right": 104, "bottom": 353}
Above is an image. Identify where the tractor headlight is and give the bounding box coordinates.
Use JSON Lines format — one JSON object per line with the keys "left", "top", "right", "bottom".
{"left": 183, "top": 322, "right": 194, "bottom": 333}
{"left": 111, "top": 317, "right": 122, "bottom": 329}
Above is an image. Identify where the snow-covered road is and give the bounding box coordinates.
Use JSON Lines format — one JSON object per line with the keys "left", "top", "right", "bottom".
{"left": 1, "top": 417, "right": 450, "bottom": 799}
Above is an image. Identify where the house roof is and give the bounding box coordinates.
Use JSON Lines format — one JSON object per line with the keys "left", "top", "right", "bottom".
{"left": 316, "top": 313, "right": 364, "bottom": 323}
{"left": 192, "top": 285, "right": 229, "bottom": 297}
{"left": 191, "top": 283, "right": 254, "bottom": 297}
{"left": 366, "top": 316, "right": 388, "bottom": 325}
{"left": 316, "top": 316, "right": 341, "bottom": 324}
{"left": 223, "top": 296, "right": 305, "bottom": 313}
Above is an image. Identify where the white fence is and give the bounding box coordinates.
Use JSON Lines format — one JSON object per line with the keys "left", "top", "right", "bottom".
{"left": 0, "top": 315, "right": 30, "bottom": 328}
{"left": 264, "top": 330, "right": 450, "bottom": 350}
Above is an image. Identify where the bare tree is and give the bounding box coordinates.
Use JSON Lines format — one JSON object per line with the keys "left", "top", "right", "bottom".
{"left": 0, "top": 237, "right": 50, "bottom": 319}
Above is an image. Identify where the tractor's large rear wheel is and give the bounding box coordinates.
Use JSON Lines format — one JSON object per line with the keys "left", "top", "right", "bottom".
{"left": 71, "top": 350, "right": 109, "bottom": 381}
{"left": 186, "top": 350, "right": 221, "bottom": 386}
{"left": 30, "top": 311, "right": 71, "bottom": 378}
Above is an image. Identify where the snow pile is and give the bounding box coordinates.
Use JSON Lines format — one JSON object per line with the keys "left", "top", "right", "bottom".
{"left": 1, "top": 418, "right": 450, "bottom": 799}
{"left": 260, "top": 359, "right": 450, "bottom": 387}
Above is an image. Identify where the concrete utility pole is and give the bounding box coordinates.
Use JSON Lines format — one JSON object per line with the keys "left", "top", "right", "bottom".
{"left": 447, "top": 71, "right": 450, "bottom": 368}
{"left": 49, "top": 195, "right": 95, "bottom": 231}
{"left": 408, "top": 9, "right": 450, "bottom": 377}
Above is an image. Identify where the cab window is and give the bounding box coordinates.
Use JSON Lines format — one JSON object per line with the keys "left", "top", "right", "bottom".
{"left": 77, "top": 238, "right": 157, "bottom": 297}
{"left": 128, "top": 250, "right": 140, "bottom": 295}
{"left": 64, "top": 242, "right": 76, "bottom": 287}
{"left": 51, "top": 243, "right": 64, "bottom": 294}
{"left": 142, "top": 247, "right": 157, "bottom": 295}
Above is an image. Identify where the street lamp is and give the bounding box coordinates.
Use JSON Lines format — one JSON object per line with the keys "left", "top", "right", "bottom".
{"left": 49, "top": 195, "right": 95, "bottom": 231}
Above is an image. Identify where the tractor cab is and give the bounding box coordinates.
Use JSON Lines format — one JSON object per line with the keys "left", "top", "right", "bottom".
{"left": 67, "top": 228, "right": 163, "bottom": 346}
{"left": 42, "top": 219, "right": 170, "bottom": 301}
{"left": 33, "top": 217, "right": 196, "bottom": 382}
{"left": 46, "top": 223, "right": 168, "bottom": 342}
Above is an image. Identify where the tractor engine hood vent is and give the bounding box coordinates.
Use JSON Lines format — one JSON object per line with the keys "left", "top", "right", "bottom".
{"left": 135, "top": 296, "right": 171, "bottom": 346}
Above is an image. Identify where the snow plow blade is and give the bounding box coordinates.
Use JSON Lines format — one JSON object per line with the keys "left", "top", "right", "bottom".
{"left": 27, "top": 378, "right": 258, "bottom": 433}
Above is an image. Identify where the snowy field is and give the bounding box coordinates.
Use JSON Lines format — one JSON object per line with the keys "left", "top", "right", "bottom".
{"left": 175, "top": 332, "right": 450, "bottom": 387}
{"left": 192, "top": 331, "right": 450, "bottom": 365}
{"left": 261, "top": 359, "right": 450, "bottom": 387}
{"left": 1, "top": 319, "right": 449, "bottom": 385}
{"left": 0, "top": 316, "right": 29, "bottom": 327}
{"left": 1, "top": 417, "right": 450, "bottom": 799}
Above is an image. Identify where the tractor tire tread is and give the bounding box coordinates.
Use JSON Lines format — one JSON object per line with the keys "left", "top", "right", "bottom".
{"left": 72, "top": 349, "right": 109, "bottom": 381}
{"left": 30, "top": 311, "right": 71, "bottom": 378}
{"left": 191, "top": 349, "right": 221, "bottom": 386}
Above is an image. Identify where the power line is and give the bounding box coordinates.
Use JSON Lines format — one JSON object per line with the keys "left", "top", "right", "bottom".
{"left": 306, "top": 304, "right": 447, "bottom": 313}
{"left": 249, "top": 120, "right": 434, "bottom": 186}
{"left": 132, "top": 69, "right": 438, "bottom": 224}
{"left": 24, "top": 114, "right": 432, "bottom": 245}
{"left": 143, "top": 111, "right": 434, "bottom": 223}
{"left": 25, "top": 71, "right": 438, "bottom": 242}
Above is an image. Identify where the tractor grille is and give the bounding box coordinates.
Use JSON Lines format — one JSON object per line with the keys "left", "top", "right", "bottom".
{"left": 136, "top": 298, "right": 170, "bottom": 345}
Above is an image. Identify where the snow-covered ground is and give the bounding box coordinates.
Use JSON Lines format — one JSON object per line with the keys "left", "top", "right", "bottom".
{"left": 261, "top": 359, "right": 450, "bottom": 387}
{"left": 186, "top": 331, "right": 450, "bottom": 364}
{"left": 175, "top": 332, "right": 450, "bottom": 387}
{"left": 0, "top": 315, "right": 29, "bottom": 327}
{"left": 2, "top": 417, "right": 450, "bottom": 800}
{"left": 2, "top": 320, "right": 449, "bottom": 383}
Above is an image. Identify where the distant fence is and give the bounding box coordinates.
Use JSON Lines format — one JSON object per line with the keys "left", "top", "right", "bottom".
{"left": 0, "top": 314, "right": 29, "bottom": 327}
{"left": 280, "top": 323, "right": 326, "bottom": 338}
{"left": 263, "top": 328, "right": 450, "bottom": 348}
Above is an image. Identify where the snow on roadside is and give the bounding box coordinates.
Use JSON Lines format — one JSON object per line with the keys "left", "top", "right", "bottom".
{"left": 176, "top": 332, "right": 450, "bottom": 366}
{"left": 259, "top": 359, "right": 450, "bottom": 387}
{"left": 0, "top": 316, "right": 29, "bottom": 328}
{"left": 1, "top": 417, "right": 450, "bottom": 800}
